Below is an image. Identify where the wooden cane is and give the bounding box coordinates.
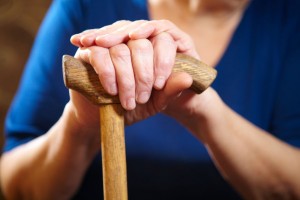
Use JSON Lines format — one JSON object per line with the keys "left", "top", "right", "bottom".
{"left": 62, "top": 53, "right": 217, "bottom": 200}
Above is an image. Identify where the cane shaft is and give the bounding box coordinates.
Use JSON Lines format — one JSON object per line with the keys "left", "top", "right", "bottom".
{"left": 99, "top": 104, "right": 127, "bottom": 200}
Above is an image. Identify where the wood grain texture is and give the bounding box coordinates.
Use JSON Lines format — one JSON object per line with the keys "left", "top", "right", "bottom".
{"left": 100, "top": 104, "right": 127, "bottom": 200}
{"left": 173, "top": 53, "right": 217, "bottom": 93}
{"left": 63, "top": 53, "right": 217, "bottom": 105}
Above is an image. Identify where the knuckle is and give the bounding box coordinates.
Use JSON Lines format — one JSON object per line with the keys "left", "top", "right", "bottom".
{"left": 178, "top": 36, "right": 195, "bottom": 51}
{"left": 81, "top": 29, "right": 95, "bottom": 34}
{"left": 155, "top": 33, "right": 176, "bottom": 46}
{"left": 157, "top": 31, "right": 172, "bottom": 39}
{"left": 80, "top": 36, "right": 89, "bottom": 44}
{"left": 89, "top": 47, "right": 109, "bottom": 63}
{"left": 131, "top": 20, "right": 147, "bottom": 27}
{"left": 159, "top": 19, "right": 174, "bottom": 28}
{"left": 137, "top": 72, "right": 153, "bottom": 87}
{"left": 110, "top": 20, "right": 133, "bottom": 33}
{"left": 99, "top": 70, "right": 111, "bottom": 79}
{"left": 120, "top": 79, "right": 135, "bottom": 92}
{"left": 131, "top": 20, "right": 148, "bottom": 28}
{"left": 114, "top": 20, "right": 132, "bottom": 25}
{"left": 154, "top": 57, "right": 174, "bottom": 77}
{"left": 89, "top": 46, "right": 108, "bottom": 56}
{"left": 87, "top": 47, "right": 111, "bottom": 74}
{"left": 109, "top": 44, "right": 131, "bottom": 58}
{"left": 128, "top": 39, "right": 152, "bottom": 54}
{"left": 158, "top": 57, "right": 174, "bottom": 69}
{"left": 184, "top": 34, "right": 194, "bottom": 44}
{"left": 98, "top": 61, "right": 114, "bottom": 80}
{"left": 99, "top": 71, "right": 114, "bottom": 83}
{"left": 134, "top": 19, "right": 148, "bottom": 24}
{"left": 175, "top": 29, "right": 194, "bottom": 46}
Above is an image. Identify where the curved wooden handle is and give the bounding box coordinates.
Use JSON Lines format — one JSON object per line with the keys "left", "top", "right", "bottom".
{"left": 62, "top": 53, "right": 217, "bottom": 105}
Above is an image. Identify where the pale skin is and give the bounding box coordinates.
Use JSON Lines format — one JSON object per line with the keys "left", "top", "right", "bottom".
{"left": 1, "top": 0, "right": 300, "bottom": 200}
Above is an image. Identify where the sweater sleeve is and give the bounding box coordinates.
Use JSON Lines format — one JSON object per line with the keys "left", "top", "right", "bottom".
{"left": 270, "top": 0, "right": 300, "bottom": 147}
{"left": 3, "top": 0, "right": 86, "bottom": 152}
{"left": 2, "top": 0, "right": 148, "bottom": 152}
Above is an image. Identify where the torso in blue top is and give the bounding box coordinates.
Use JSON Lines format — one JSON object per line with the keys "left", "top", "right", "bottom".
{"left": 4, "top": 0, "right": 300, "bottom": 199}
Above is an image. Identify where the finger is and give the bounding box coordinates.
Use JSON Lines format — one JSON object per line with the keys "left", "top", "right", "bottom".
{"left": 151, "top": 32, "right": 177, "bottom": 90}
{"left": 127, "top": 39, "right": 154, "bottom": 104}
{"left": 95, "top": 20, "right": 147, "bottom": 48}
{"left": 129, "top": 20, "right": 199, "bottom": 59}
{"left": 81, "top": 20, "right": 133, "bottom": 47}
{"left": 109, "top": 44, "right": 136, "bottom": 110}
{"left": 153, "top": 72, "right": 193, "bottom": 111}
{"left": 74, "top": 47, "right": 117, "bottom": 95}
{"left": 70, "top": 29, "right": 99, "bottom": 47}
{"left": 70, "top": 21, "right": 132, "bottom": 47}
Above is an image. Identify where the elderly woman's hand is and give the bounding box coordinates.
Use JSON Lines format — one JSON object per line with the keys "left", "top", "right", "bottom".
{"left": 69, "top": 20, "right": 220, "bottom": 133}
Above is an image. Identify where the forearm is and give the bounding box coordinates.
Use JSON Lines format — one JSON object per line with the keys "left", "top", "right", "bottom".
{"left": 0, "top": 103, "right": 99, "bottom": 200}
{"left": 192, "top": 94, "right": 300, "bottom": 199}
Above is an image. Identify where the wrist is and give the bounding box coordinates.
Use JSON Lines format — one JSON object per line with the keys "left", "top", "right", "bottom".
{"left": 57, "top": 102, "right": 100, "bottom": 156}
{"left": 180, "top": 88, "right": 227, "bottom": 142}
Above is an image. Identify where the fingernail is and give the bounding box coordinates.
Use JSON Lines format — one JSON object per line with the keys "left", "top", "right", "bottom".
{"left": 70, "top": 35, "right": 77, "bottom": 42}
{"left": 154, "top": 77, "right": 165, "bottom": 89}
{"left": 129, "top": 27, "right": 142, "bottom": 38}
{"left": 95, "top": 36, "right": 102, "bottom": 42}
{"left": 81, "top": 36, "right": 92, "bottom": 46}
{"left": 126, "top": 98, "right": 136, "bottom": 110}
{"left": 137, "top": 92, "right": 150, "bottom": 104}
{"left": 96, "top": 34, "right": 109, "bottom": 43}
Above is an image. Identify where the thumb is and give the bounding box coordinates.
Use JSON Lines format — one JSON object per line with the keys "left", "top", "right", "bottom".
{"left": 153, "top": 72, "right": 193, "bottom": 111}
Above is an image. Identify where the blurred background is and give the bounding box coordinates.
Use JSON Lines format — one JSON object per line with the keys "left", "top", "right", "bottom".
{"left": 0, "top": 0, "right": 52, "bottom": 198}
{"left": 0, "top": 0, "right": 52, "bottom": 148}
